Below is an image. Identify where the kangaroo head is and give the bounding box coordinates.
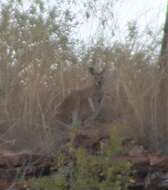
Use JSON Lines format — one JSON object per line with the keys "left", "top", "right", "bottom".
{"left": 88, "top": 64, "right": 106, "bottom": 88}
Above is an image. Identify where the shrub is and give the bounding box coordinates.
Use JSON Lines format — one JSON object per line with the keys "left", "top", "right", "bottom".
{"left": 30, "top": 127, "right": 132, "bottom": 190}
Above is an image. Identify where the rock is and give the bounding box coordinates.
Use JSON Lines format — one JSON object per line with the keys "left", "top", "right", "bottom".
{"left": 0, "top": 179, "right": 27, "bottom": 190}
{"left": 0, "top": 152, "right": 54, "bottom": 180}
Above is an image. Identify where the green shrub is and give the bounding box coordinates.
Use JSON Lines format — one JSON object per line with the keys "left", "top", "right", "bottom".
{"left": 30, "top": 175, "right": 67, "bottom": 190}
{"left": 30, "top": 127, "right": 132, "bottom": 190}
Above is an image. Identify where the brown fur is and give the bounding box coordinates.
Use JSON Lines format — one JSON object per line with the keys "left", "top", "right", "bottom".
{"left": 56, "top": 65, "right": 106, "bottom": 126}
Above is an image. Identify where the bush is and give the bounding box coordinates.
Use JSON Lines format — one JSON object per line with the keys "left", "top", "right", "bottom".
{"left": 30, "top": 127, "right": 132, "bottom": 190}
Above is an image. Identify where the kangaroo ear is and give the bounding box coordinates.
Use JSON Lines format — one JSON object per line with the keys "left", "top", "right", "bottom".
{"left": 100, "top": 62, "right": 108, "bottom": 74}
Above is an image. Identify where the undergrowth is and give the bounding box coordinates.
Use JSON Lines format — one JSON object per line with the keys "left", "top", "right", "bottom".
{"left": 30, "top": 127, "right": 132, "bottom": 190}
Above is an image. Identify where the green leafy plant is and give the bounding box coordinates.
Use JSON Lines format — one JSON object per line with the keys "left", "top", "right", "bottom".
{"left": 30, "top": 127, "right": 132, "bottom": 190}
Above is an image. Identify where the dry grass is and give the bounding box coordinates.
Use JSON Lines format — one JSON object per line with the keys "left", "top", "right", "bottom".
{"left": 0, "top": 0, "right": 167, "bottom": 154}
{"left": 0, "top": 46, "right": 165, "bottom": 154}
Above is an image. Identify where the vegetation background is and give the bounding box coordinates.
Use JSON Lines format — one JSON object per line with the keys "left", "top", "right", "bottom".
{"left": 0, "top": 0, "right": 166, "bottom": 152}
{"left": 0, "top": 0, "right": 168, "bottom": 189}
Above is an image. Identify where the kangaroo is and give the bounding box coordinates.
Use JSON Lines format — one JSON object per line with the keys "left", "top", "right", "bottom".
{"left": 56, "top": 64, "right": 106, "bottom": 127}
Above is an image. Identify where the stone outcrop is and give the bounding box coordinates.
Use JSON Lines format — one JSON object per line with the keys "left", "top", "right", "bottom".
{"left": 0, "top": 151, "right": 54, "bottom": 190}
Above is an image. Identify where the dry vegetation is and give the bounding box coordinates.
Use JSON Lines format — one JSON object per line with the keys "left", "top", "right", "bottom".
{"left": 0, "top": 0, "right": 167, "bottom": 157}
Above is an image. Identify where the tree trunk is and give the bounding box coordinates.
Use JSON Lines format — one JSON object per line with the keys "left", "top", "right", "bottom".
{"left": 160, "top": 3, "right": 168, "bottom": 68}
{"left": 157, "top": 2, "right": 168, "bottom": 152}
